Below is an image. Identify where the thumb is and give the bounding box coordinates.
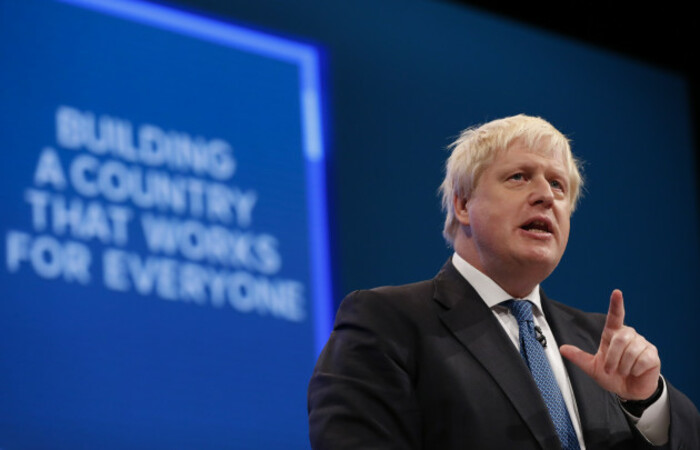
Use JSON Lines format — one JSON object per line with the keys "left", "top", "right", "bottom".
{"left": 560, "top": 344, "right": 596, "bottom": 377}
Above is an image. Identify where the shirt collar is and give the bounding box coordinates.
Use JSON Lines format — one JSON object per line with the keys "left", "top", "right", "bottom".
{"left": 451, "top": 252, "right": 543, "bottom": 313}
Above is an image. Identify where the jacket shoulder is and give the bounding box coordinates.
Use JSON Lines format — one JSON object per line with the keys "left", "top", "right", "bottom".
{"left": 334, "top": 279, "right": 437, "bottom": 330}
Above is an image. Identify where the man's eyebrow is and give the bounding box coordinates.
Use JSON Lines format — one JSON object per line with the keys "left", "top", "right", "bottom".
{"left": 547, "top": 166, "right": 569, "bottom": 179}
{"left": 497, "top": 161, "right": 569, "bottom": 178}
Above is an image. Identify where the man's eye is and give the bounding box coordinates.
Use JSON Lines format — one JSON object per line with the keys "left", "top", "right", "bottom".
{"left": 550, "top": 179, "right": 564, "bottom": 190}
{"left": 509, "top": 173, "right": 524, "bottom": 181}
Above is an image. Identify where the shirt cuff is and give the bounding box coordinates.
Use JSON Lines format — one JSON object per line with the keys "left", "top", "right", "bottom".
{"left": 622, "top": 376, "right": 670, "bottom": 446}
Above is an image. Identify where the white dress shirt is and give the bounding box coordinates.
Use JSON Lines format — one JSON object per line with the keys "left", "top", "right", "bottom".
{"left": 451, "top": 252, "right": 669, "bottom": 446}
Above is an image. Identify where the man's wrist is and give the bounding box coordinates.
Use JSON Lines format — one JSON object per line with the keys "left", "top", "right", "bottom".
{"left": 619, "top": 377, "right": 664, "bottom": 417}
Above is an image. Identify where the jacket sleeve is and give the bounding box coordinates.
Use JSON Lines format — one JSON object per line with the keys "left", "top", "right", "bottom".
{"left": 666, "top": 380, "right": 700, "bottom": 449}
{"left": 307, "top": 289, "right": 422, "bottom": 450}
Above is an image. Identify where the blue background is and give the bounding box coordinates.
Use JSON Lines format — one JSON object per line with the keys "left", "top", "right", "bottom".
{"left": 2, "top": 0, "right": 699, "bottom": 448}
{"left": 1, "top": 0, "right": 321, "bottom": 448}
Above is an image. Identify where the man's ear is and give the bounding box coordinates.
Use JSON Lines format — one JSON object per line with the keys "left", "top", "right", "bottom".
{"left": 453, "top": 194, "right": 470, "bottom": 226}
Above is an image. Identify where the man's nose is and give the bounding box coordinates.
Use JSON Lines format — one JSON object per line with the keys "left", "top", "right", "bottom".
{"left": 528, "top": 177, "right": 554, "bottom": 207}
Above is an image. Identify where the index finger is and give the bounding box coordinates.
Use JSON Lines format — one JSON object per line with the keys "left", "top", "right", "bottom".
{"left": 604, "top": 289, "right": 625, "bottom": 331}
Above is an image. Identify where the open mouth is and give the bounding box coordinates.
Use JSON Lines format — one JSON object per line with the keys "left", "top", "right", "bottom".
{"left": 520, "top": 219, "right": 552, "bottom": 234}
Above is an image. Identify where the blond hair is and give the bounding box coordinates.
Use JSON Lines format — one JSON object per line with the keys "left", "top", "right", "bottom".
{"left": 440, "top": 114, "right": 583, "bottom": 245}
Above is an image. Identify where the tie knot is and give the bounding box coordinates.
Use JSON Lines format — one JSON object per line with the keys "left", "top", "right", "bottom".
{"left": 504, "top": 299, "right": 534, "bottom": 324}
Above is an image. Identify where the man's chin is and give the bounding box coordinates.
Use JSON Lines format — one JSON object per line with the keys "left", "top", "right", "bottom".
{"left": 516, "top": 251, "right": 562, "bottom": 278}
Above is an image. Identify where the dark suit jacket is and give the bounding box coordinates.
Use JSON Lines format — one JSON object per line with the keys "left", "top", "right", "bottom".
{"left": 308, "top": 261, "right": 700, "bottom": 449}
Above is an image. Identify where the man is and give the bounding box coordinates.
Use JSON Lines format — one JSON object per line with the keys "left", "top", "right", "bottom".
{"left": 307, "top": 115, "right": 700, "bottom": 449}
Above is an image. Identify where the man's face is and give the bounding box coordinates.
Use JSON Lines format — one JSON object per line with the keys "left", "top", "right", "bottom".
{"left": 457, "top": 140, "right": 572, "bottom": 291}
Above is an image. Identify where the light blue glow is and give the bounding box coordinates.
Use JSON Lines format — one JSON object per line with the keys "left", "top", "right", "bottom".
{"left": 56, "top": 0, "right": 333, "bottom": 354}
{"left": 57, "top": 0, "right": 326, "bottom": 162}
{"left": 306, "top": 157, "right": 333, "bottom": 355}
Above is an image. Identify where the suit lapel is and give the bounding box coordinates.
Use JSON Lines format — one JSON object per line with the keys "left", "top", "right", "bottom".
{"left": 433, "top": 262, "right": 562, "bottom": 450}
{"left": 542, "top": 295, "right": 612, "bottom": 448}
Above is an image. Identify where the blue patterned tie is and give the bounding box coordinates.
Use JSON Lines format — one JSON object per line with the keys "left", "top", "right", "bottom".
{"left": 505, "top": 300, "right": 580, "bottom": 450}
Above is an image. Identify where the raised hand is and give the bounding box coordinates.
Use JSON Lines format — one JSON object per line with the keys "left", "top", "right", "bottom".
{"left": 559, "top": 289, "right": 661, "bottom": 400}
